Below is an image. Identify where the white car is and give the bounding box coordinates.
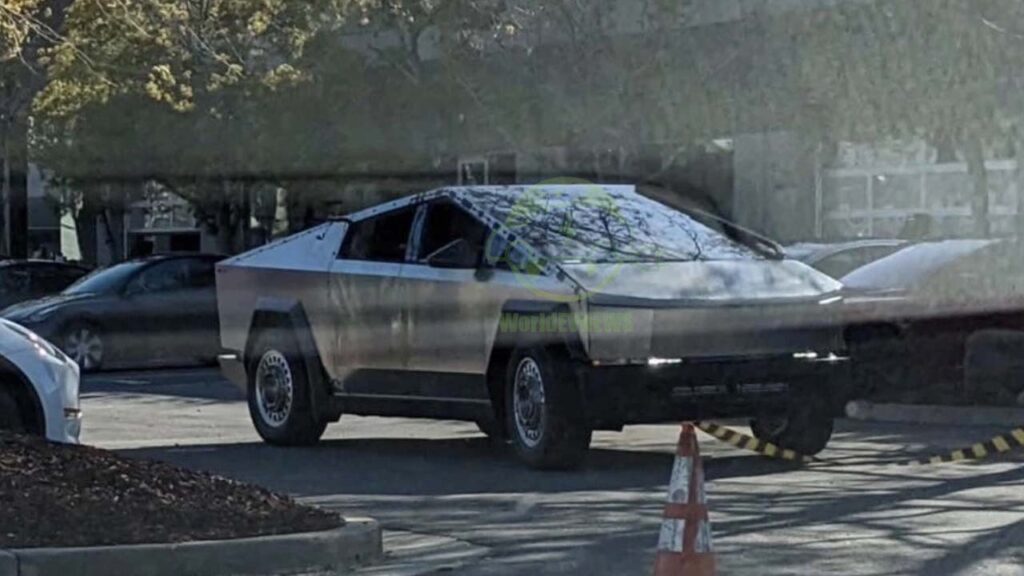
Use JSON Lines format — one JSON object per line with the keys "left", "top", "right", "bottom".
{"left": 0, "top": 318, "right": 81, "bottom": 443}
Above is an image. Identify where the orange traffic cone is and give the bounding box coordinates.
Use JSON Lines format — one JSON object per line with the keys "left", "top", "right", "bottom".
{"left": 654, "top": 423, "right": 717, "bottom": 576}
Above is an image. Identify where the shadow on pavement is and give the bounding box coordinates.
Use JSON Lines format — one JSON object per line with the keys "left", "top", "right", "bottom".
{"left": 82, "top": 369, "right": 242, "bottom": 403}
{"left": 119, "top": 435, "right": 799, "bottom": 498}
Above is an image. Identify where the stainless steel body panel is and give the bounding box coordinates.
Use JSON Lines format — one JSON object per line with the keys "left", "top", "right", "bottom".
{"left": 563, "top": 260, "right": 841, "bottom": 303}
{"left": 402, "top": 265, "right": 577, "bottom": 374}
{"left": 328, "top": 260, "right": 410, "bottom": 374}
{"left": 585, "top": 300, "right": 844, "bottom": 362}
{"left": 217, "top": 222, "right": 346, "bottom": 371}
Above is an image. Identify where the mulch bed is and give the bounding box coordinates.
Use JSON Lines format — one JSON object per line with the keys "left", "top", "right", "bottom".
{"left": 0, "top": 433, "right": 340, "bottom": 549}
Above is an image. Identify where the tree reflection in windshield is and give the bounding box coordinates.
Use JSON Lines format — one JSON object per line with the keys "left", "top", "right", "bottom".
{"left": 467, "top": 186, "right": 759, "bottom": 265}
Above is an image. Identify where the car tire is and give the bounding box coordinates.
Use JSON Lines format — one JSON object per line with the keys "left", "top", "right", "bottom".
{"left": 504, "top": 345, "right": 591, "bottom": 470}
{"left": 62, "top": 322, "right": 104, "bottom": 372}
{"left": 247, "top": 330, "right": 327, "bottom": 446}
{"left": 475, "top": 418, "right": 505, "bottom": 441}
{"left": 0, "top": 389, "right": 25, "bottom": 434}
{"left": 750, "top": 390, "right": 834, "bottom": 456}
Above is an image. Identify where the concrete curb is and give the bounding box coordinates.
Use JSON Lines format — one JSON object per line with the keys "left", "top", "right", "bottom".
{"left": 846, "top": 400, "right": 1024, "bottom": 427}
{"left": 355, "top": 530, "right": 489, "bottom": 576}
{"left": 2, "top": 517, "right": 381, "bottom": 576}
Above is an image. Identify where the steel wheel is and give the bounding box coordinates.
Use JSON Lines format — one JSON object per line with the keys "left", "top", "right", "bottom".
{"left": 255, "top": 350, "right": 294, "bottom": 429}
{"left": 504, "top": 344, "right": 591, "bottom": 470}
{"left": 513, "top": 356, "right": 547, "bottom": 448}
{"left": 65, "top": 325, "right": 104, "bottom": 371}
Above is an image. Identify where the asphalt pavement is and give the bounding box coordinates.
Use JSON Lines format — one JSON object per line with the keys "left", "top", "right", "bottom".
{"left": 81, "top": 369, "right": 1024, "bottom": 576}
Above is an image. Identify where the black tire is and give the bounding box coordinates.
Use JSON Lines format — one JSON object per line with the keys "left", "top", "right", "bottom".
{"left": 750, "top": 390, "right": 834, "bottom": 456}
{"left": 475, "top": 418, "right": 505, "bottom": 441}
{"left": 247, "top": 330, "right": 327, "bottom": 446}
{"left": 504, "top": 345, "right": 592, "bottom": 470}
{"left": 61, "top": 322, "right": 105, "bottom": 372}
{"left": 0, "top": 389, "right": 24, "bottom": 434}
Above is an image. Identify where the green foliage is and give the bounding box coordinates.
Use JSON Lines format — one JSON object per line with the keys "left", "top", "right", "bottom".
{"left": 32, "top": 0, "right": 1024, "bottom": 246}
{"left": 36, "top": 0, "right": 350, "bottom": 116}
{"left": 0, "top": 0, "right": 42, "bottom": 61}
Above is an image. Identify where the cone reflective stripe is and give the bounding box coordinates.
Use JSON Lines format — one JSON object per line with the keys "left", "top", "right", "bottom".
{"left": 654, "top": 424, "right": 717, "bottom": 576}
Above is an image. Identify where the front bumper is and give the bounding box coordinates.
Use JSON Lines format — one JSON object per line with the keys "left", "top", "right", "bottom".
{"left": 4, "top": 345, "right": 81, "bottom": 444}
{"left": 579, "top": 354, "right": 850, "bottom": 428}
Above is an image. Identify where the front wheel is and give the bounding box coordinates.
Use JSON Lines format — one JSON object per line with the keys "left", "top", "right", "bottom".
{"left": 750, "top": 390, "right": 834, "bottom": 456}
{"left": 505, "top": 346, "right": 591, "bottom": 470}
{"left": 248, "top": 332, "right": 327, "bottom": 446}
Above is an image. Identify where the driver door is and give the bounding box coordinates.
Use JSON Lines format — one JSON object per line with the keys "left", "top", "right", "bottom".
{"left": 330, "top": 204, "right": 418, "bottom": 392}
{"left": 402, "top": 200, "right": 493, "bottom": 393}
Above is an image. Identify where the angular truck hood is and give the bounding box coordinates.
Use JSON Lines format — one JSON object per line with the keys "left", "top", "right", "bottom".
{"left": 566, "top": 260, "right": 846, "bottom": 361}
{"left": 562, "top": 260, "right": 842, "bottom": 306}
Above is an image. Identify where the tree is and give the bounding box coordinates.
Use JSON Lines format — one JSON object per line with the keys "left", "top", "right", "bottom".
{"left": 1, "top": 0, "right": 65, "bottom": 257}
{"left": 1, "top": 1, "right": 43, "bottom": 60}
{"left": 34, "top": 0, "right": 350, "bottom": 253}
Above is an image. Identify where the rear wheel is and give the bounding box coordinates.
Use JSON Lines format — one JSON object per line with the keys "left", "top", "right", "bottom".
{"left": 248, "top": 331, "right": 327, "bottom": 446}
{"left": 750, "top": 389, "right": 834, "bottom": 456}
{"left": 63, "top": 323, "right": 104, "bottom": 372}
{"left": 0, "top": 389, "right": 24, "bottom": 434}
{"left": 505, "top": 346, "right": 591, "bottom": 470}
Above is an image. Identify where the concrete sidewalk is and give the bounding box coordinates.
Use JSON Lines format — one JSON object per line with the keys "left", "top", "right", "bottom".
{"left": 846, "top": 400, "right": 1024, "bottom": 427}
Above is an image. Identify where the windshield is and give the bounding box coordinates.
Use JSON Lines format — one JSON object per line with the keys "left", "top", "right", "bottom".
{"left": 468, "top": 187, "right": 759, "bottom": 264}
{"left": 63, "top": 262, "right": 144, "bottom": 295}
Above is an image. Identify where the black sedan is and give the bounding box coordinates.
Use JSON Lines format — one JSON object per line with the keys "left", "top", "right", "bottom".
{"left": 0, "top": 260, "right": 90, "bottom": 309}
{"left": 1, "top": 254, "right": 222, "bottom": 371}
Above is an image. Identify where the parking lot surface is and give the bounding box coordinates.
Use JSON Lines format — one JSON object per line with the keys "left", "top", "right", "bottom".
{"left": 83, "top": 369, "right": 1024, "bottom": 575}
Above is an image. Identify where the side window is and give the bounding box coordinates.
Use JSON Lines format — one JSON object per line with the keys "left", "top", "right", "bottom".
{"left": 183, "top": 259, "right": 216, "bottom": 288}
{"left": 416, "top": 201, "right": 489, "bottom": 264}
{"left": 339, "top": 206, "right": 417, "bottom": 262}
{"left": 815, "top": 251, "right": 866, "bottom": 279}
{"left": 127, "top": 260, "right": 190, "bottom": 294}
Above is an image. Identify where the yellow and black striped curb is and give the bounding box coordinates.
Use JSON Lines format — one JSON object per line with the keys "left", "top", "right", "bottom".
{"left": 695, "top": 422, "right": 817, "bottom": 464}
{"left": 900, "top": 427, "right": 1024, "bottom": 466}
{"left": 696, "top": 422, "right": 1024, "bottom": 467}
